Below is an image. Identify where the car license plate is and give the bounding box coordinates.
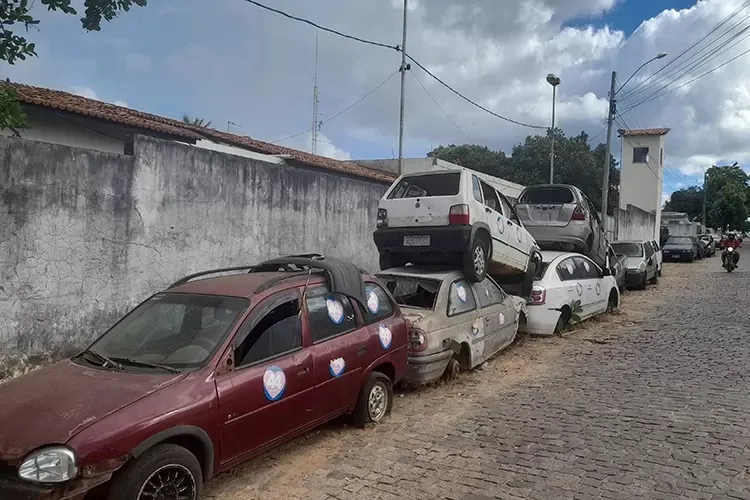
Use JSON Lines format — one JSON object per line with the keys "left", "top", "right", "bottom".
{"left": 403, "top": 235, "right": 430, "bottom": 247}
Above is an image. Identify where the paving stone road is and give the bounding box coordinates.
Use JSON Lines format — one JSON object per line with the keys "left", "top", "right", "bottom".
{"left": 205, "top": 255, "right": 750, "bottom": 500}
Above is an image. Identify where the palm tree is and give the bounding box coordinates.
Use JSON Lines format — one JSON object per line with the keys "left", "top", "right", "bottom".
{"left": 182, "top": 114, "right": 211, "bottom": 128}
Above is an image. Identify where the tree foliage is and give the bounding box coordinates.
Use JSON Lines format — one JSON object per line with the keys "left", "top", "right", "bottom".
{"left": 663, "top": 186, "right": 704, "bottom": 221}
{"left": 0, "top": 0, "right": 147, "bottom": 127}
{"left": 427, "top": 129, "right": 621, "bottom": 215}
{"left": 182, "top": 114, "right": 212, "bottom": 128}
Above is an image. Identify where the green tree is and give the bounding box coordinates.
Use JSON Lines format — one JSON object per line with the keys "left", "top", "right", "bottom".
{"left": 704, "top": 163, "right": 749, "bottom": 230}
{"left": 664, "top": 186, "right": 704, "bottom": 221}
{"left": 427, "top": 144, "right": 509, "bottom": 177}
{"left": 182, "top": 114, "right": 212, "bottom": 128}
{"left": 1, "top": 0, "right": 147, "bottom": 127}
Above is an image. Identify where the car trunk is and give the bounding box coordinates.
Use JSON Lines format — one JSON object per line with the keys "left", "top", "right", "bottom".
{"left": 515, "top": 186, "right": 577, "bottom": 228}
{"left": 382, "top": 172, "right": 462, "bottom": 228}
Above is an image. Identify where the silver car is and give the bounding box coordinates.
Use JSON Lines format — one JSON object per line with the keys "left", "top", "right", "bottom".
{"left": 515, "top": 184, "right": 608, "bottom": 269}
{"left": 375, "top": 267, "right": 527, "bottom": 385}
{"left": 611, "top": 240, "right": 658, "bottom": 290}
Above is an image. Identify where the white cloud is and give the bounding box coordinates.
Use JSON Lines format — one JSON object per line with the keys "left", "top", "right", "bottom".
{"left": 284, "top": 131, "right": 352, "bottom": 161}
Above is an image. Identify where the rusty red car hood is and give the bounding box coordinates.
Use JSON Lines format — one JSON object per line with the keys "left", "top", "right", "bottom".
{"left": 0, "top": 360, "right": 185, "bottom": 462}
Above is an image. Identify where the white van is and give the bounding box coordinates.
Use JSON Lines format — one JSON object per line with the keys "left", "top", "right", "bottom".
{"left": 373, "top": 169, "right": 541, "bottom": 295}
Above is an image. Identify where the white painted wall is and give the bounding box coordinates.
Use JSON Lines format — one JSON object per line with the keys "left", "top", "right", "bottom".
{"left": 619, "top": 133, "right": 665, "bottom": 239}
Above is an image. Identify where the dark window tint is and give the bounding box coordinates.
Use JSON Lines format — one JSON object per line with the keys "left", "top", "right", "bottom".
{"left": 235, "top": 297, "right": 302, "bottom": 368}
{"left": 305, "top": 285, "right": 358, "bottom": 343}
{"left": 633, "top": 147, "right": 649, "bottom": 163}
{"left": 644, "top": 242, "right": 655, "bottom": 257}
{"left": 534, "top": 262, "right": 550, "bottom": 280}
{"left": 519, "top": 187, "right": 575, "bottom": 204}
{"left": 498, "top": 191, "right": 520, "bottom": 223}
{"left": 471, "top": 175, "right": 483, "bottom": 203}
{"left": 557, "top": 257, "right": 582, "bottom": 281}
{"left": 611, "top": 242, "right": 643, "bottom": 257}
{"left": 447, "top": 280, "right": 477, "bottom": 316}
{"left": 377, "top": 275, "right": 440, "bottom": 310}
{"left": 480, "top": 181, "right": 501, "bottom": 212}
{"left": 361, "top": 283, "right": 394, "bottom": 323}
{"left": 387, "top": 173, "right": 461, "bottom": 199}
{"left": 574, "top": 256, "right": 600, "bottom": 279}
{"left": 667, "top": 236, "right": 692, "bottom": 245}
{"left": 472, "top": 279, "right": 505, "bottom": 308}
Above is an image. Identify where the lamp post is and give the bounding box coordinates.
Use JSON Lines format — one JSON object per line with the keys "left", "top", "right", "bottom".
{"left": 546, "top": 73, "right": 561, "bottom": 184}
{"left": 601, "top": 53, "right": 667, "bottom": 217}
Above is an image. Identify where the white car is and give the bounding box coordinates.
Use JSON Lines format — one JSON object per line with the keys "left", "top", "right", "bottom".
{"left": 521, "top": 251, "right": 620, "bottom": 336}
{"left": 373, "top": 169, "right": 541, "bottom": 295}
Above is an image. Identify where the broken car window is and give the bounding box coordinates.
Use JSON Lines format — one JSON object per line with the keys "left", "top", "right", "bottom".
{"left": 376, "top": 275, "right": 440, "bottom": 310}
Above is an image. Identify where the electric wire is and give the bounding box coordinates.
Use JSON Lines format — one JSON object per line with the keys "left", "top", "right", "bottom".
{"left": 411, "top": 70, "right": 473, "bottom": 143}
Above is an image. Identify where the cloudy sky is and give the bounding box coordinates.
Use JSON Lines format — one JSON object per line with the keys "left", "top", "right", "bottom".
{"left": 3, "top": 0, "right": 750, "bottom": 200}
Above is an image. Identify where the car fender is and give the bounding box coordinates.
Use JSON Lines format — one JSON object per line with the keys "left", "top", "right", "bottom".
{"left": 470, "top": 222, "right": 493, "bottom": 253}
{"left": 131, "top": 425, "right": 215, "bottom": 481}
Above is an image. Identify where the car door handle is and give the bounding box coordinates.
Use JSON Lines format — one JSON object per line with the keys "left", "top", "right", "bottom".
{"left": 296, "top": 367, "right": 309, "bottom": 376}
{"left": 485, "top": 207, "right": 492, "bottom": 213}
{"left": 357, "top": 345, "right": 367, "bottom": 356}
{"left": 507, "top": 220, "right": 512, "bottom": 225}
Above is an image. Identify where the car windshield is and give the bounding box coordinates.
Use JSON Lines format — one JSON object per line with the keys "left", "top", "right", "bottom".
{"left": 87, "top": 293, "right": 248, "bottom": 370}
{"left": 518, "top": 187, "right": 575, "bottom": 204}
{"left": 376, "top": 274, "right": 441, "bottom": 310}
{"left": 611, "top": 243, "right": 643, "bottom": 257}
{"left": 387, "top": 172, "right": 460, "bottom": 199}
{"left": 666, "top": 236, "right": 693, "bottom": 246}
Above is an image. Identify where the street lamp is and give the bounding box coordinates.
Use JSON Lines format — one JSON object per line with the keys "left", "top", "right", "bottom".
{"left": 601, "top": 52, "right": 667, "bottom": 219}
{"left": 546, "top": 73, "right": 561, "bottom": 184}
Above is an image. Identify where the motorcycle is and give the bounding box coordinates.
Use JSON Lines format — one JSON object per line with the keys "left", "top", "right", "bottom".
{"left": 723, "top": 247, "right": 738, "bottom": 272}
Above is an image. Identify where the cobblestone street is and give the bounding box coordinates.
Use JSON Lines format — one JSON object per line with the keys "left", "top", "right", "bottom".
{"left": 205, "top": 256, "right": 750, "bottom": 500}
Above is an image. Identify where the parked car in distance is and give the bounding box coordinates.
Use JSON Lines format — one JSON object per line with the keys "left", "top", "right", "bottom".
{"left": 699, "top": 234, "right": 716, "bottom": 257}
{"left": 373, "top": 169, "right": 541, "bottom": 293}
{"left": 691, "top": 235, "right": 706, "bottom": 259}
{"left": 375, "top": 267, "right": 527, "bottom": 384}
{"left": 0, "top": 256, "right": 407, "bottom": 500}
{"left": 606, "top": 244, "right": 627, "bottom": 292}
{"left": 522, "top": 251, "right": 620, "bottom": 336}
{"left": 611, "top": 241, "right": 658, "bottom": 290}
{"left": 662, "top": 235, "right": 699, "bottom": 262}
{"left": 514, "top": 184, "right": 608, "bottom": 270}
{"left": 646, "top": 240, "right": 663, "bottom": 277}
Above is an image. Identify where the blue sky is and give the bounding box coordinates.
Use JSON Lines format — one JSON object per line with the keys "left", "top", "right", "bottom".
{"left": 5, "top": 0, "right": 750, "bottom": 202}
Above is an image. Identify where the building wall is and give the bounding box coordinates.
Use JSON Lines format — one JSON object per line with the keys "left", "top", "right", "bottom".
{"left": 619, "top": 134, "right": 665, "bottom": 238}
{"left": 0, "top": 134, "right": 387, "bottom": 376}
{"left": 616, "top": 204, "right": 657, "bottom": 242}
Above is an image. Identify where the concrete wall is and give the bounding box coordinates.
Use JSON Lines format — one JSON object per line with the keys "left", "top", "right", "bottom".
{"left": 619, "top": 134, "right": 665, "bottom": 239}
{"left": 0, "top": 134, "right": 387, "bottom": 375}
{"left": 616, "top": 204, "right": 657, "bottom": 242}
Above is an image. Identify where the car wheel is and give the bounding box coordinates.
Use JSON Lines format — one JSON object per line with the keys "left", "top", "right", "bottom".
{"left": 650, "top": 272, "right": 659, "bottom": 284}
{"left": 353, "top": 372, "right": 393, "bottom": 428}
{"left": 639, "top": 274, "right": 648, "bottom": 290}
{"left": 520, "top": 253, "right": 540, "bottom": 298}
{"left": 463, "top": 235, "right": 489, "bottom": 282}
{"left": 607, "top": 291, "right": 618, "bottom": 312}
{"left": 658, "top": 266, "right": 662, "bottom": 277}
{"left": 554, "top": 307, "right": 571, "bottom": 335}
{"left": 107, "top": 444, "right": 202, "bottom": 500}
{"left": 443, "top": 358, "right": 461, "bottom": 380}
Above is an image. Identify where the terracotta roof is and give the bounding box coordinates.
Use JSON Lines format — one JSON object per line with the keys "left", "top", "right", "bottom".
{"left": 10, "top": 82, "right": 396, "bottom": 184}
{"left": 618, "top": 128, "right": 670, "bottom": 137}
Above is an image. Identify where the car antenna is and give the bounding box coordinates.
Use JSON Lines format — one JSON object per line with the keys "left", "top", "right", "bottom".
{"left": 299, "top": 254, "right": 324, "bottom": 317}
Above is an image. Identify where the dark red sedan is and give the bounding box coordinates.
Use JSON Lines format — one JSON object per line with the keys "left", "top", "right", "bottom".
{"left": 0, "top": 255, "right": 407, "bottom": 500}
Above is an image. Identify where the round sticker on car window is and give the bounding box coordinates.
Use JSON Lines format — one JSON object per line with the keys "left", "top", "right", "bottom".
{"left": 325, "top": 297, "right": 344, "bottom": 324}
{"left": 583, "top": 260, "right": 591, "bottom": 272}
{"left": 367, "top": 289, "right": 380, "bottom": 314}
{"left": 566, "top": 261, "right": 575, "bottom": 275}
{"left": 263, "top": 366, "right": 286, "bottom": 401}
{"left": 456, "top": 283, "right": 467, "bottom": 303}
{"left": 378, "top": 324, "right": 392, "bottom": 349}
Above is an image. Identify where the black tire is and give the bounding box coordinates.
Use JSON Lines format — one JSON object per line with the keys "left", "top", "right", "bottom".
{"left": 607, "top": 291, "right": 618, "bottom": 312}
{"left": 554, "top": 307, "right": 571, "bottom": 335}
{"left": 520, "top": 254, "right": 540, "bottom": 298}
{"left": 463, "top": 234, "right": 489, "bottom": 282}
{"left": 352, "top": 372, "right": 393, "bottom": 428}
{"left": 639, "top": 275, "right": 648, "bottom": 290}
{"left": 107, "top": 444, "right": 202, "bottom": 500}
{"left": 443, "top": 358, "right": 460, "bottom": 380}
{"left": 649, "top": 273, "right": 659, "bottom": 285}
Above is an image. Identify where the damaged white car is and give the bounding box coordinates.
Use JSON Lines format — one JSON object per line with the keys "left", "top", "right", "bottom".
{"left": 376, "top": 267, "right": 527, "bottom": 385}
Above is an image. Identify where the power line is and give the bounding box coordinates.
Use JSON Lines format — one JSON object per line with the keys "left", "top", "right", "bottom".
{"left": 411, "top": 70, "right": 473, "bottom": 143}
{"left": 619, "top": 0, "right": 750, "bottom": 99}
{"left": 242, "top": 0, "right": 546, "bottom": 130}
{"left": 272, "top": 70, "right": 398, "bottom": 145}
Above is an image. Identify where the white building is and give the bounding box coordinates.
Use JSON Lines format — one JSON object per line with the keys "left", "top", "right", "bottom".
{"left": 618, "top": 128, "right": 670, "bottom": 239}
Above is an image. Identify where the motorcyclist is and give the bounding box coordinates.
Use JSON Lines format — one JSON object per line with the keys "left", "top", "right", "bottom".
{"left": 722, "top": 233, "right": 741, "bottom": 267}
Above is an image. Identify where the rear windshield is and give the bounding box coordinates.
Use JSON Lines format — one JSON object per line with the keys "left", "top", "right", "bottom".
{"left": 375, "top": 274, "right": 441, "bottom": 310}
{"left": 611, "top": 242, "right": 643, "bottom": 257}
{"left": 534, "top": 262, "right": 550, "bottom": 280}
{"left": 387, "top": 173, "right": 461, "bottom": 199}
{"left": 518, "top": 187, "right": 575, "bottom": 204}
{"left": 666, "top": 236, "right": 693, "bottom": 245}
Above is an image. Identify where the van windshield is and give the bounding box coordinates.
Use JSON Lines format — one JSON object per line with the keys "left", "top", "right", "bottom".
{"left": 518, "top": 187, "right": 575, "bottom": 204}
{"left": 387, "top": 173, "right": 460, "bottom": 199}
{"left": 375, "top": 275, "right": 441, "bottom": 310}
{"left": 611, "top": 242, "right": 643, "bottom": 257}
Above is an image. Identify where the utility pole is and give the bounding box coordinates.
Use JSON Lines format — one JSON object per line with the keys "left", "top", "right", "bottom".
{"left": 311, "top": 33, "right": 320, "bottom": 155}
{"left": 397, "top": 0, "right": 408, "bottom": 176}
{"left": 702, "top": 169, "right": 707, "bottom": 228}
{"left": 601, "top": 71, "right": 617, "bottom": 218}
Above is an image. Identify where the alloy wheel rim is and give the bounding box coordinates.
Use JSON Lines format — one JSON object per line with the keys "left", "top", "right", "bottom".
{"left": 474, "top": 246, "right": 485, "bottom": 275}
{"left": 137, "top": 464, "right": 196, "bottom": 500}
{"left": 368, "top": 382, "right": 388, "bottom": 422}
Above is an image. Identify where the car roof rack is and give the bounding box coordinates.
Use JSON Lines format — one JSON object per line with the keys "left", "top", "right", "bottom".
{"left": 168, "top": 266, "right": 257, "bottom": 289}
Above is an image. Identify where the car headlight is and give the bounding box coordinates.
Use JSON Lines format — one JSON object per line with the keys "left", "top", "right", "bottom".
{"left": 18, "top": 447, "right": 78, "bottom": 483}
{"left": 637, "top": 261, "right": 646, "bottom": 271}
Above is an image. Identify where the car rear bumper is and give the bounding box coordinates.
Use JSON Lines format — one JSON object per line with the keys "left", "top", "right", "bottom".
{"left": 521, "top": 306, "right": 559, "bottom": 336}
{"left": 373, "top": 226, "right": 472, "bottom": 254}
{"left": 0, "top": 474, "right": 109, "bottom": 500}
{"left": 524, "top": 225, "right": 588, "bottom": 249}
{"left": 663, "top": 252, "right": 692, "bottom": 261}
{"left": 625, "top": 271, "right": 647, "bottom": 287}
{"left": 403, "top": 350, "right": 453, "bottom": 385}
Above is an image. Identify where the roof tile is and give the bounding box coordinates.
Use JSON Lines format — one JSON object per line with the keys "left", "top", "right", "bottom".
{"left": 618, "top": 128, "right": 670, "bottom": 137}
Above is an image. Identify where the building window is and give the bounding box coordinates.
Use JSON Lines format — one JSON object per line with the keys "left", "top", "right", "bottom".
{"left": 633, "top": 147, "right": 649, "bottom": 164}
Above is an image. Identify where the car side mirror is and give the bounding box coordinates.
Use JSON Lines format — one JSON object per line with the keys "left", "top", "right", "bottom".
{"left": 647, "top": 257, "right": 653, "bottom": 265}
{"left": 602, "top": 267, "right": 612, "bottom": 276}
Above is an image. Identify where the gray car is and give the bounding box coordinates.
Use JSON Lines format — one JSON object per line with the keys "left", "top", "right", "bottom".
{"left": 611, "top": 240, "right": 658, "bottom": 290}
{"left": 376, "top": 268, "right": 527, "bottom": 385}
{"left": 515, "top": 184, "right": 608, "bottom": 270}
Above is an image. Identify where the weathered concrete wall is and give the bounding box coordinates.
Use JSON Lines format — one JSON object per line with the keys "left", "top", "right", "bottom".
{"left": 0, "top": 134, "right": 387, "bottom": 374}
{"left": 616, "top": 204, "right": 657, "bottom": 242}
